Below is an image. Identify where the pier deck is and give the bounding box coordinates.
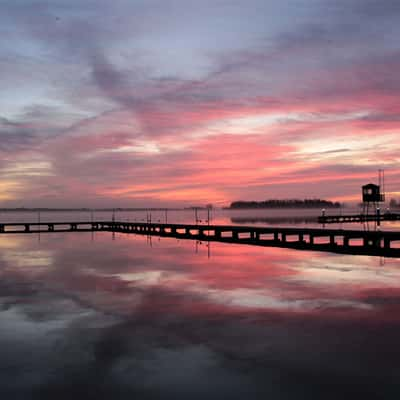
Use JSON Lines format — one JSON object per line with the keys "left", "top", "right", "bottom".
{"left": 1, "top": 221, "right": 400, "bottom": 257}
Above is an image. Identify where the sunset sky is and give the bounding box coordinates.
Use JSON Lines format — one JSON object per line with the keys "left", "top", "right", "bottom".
{"left": 1, "top": 0, "right": 400, "bottom": 208}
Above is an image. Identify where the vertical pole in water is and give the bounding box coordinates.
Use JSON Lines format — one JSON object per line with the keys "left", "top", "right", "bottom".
{"left": 112, "top": 209, "right": 115, "bottom": 241}
{"left": 38, "top": 211, "right": 41, "bottom": 242}
{"left": 377, "top": 207, "right": 381, "bottom": 226}
{"left": 195, "top": 208, "right": 198, "bottom": 225}
{"left": 207, "top": 208, "right": 210, "bottom": 227}
{"left": 165, "top": 208, "right": 168, "bottom": 224}
{"left": 91, "top": 210, "right": 94, "bottom": 241}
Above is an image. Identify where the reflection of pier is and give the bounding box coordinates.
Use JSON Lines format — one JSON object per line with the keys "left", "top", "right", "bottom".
{"left": 318, "top": 213, "right": 400, "bottom": 224}
{"left": 1, "top": 221, "right": 400, "bottom": 257}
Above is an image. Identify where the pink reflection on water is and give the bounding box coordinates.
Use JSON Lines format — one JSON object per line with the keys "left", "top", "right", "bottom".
{"left": 1, "top": 231, "right": 400, "bottom": 322}
{"left": 2, "top": 232, "right": 400, "bottom": 399}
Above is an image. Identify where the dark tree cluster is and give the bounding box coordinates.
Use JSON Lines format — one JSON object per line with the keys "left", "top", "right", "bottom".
{"left": 229, "top": 199, "right": 342, "bottom": 209}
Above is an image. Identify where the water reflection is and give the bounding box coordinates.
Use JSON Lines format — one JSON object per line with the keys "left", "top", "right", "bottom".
{"left": 1, "top": 232, "right": 400, "bottom": 399}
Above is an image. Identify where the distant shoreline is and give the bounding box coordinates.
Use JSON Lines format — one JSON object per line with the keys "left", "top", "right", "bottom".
{"left": 0, "top": 208, "right": 182, "bottom": 212}
{"left": 227, "top": 199, "right": 342, "bottom": 209}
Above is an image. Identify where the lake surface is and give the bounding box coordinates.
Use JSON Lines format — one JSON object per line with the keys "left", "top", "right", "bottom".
{"left": 1, "top": 210, "right": 400, "bottom": 398}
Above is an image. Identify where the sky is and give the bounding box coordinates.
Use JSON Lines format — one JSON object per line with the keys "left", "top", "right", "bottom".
{"left": 1, "top": 0, "right": 400, "bottom": 208}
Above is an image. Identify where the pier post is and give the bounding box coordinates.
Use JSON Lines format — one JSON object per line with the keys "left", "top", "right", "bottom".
{"left": 25, "top": 224, "right": 30, "bottom": 232}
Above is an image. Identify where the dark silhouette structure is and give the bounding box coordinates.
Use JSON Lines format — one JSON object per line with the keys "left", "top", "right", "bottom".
{"left": 1, "top": 220, "right": 400, "bottom": 258}
{"left": 361, "top": 170, "right": 386, "bottom": 216}
{"left": 362, "top": 183, "right": 385, "bottom": 215}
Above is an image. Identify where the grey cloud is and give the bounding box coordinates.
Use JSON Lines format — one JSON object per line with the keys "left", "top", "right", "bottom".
{"left": 0, "top": 118, "right": 37, "bottom": 152}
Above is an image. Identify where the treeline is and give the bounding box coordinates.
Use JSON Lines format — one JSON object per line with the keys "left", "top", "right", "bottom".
{"left": 229, "top": 199, "right": 342, "bottom": 209}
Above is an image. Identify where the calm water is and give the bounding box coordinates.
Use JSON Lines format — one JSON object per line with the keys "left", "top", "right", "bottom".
{"left": 1, "top": 211, "right": 400, "bottom": 398}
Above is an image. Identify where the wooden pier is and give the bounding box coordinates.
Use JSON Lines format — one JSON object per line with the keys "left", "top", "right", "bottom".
{"left": 318, "top": 212, "right": 400, "bottom": 224}
{"left": 1, "top": 221, "right": 400, "bottom": 257}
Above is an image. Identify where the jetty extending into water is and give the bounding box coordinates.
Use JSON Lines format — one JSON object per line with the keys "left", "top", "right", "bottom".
{"left": 1, "top": 221, "right": 400, "bottom": 257}
{"left": 318, "top": 212, "right": 400, "bottom": 224}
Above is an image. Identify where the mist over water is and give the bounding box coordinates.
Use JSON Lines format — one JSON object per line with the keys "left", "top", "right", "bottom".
{"left": 1, "top": 225, "right": 400, "bottom": 399}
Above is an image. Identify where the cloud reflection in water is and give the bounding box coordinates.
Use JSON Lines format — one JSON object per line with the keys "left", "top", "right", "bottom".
{"left": 0, "top": 232, "right": 400, "bottom": 399}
